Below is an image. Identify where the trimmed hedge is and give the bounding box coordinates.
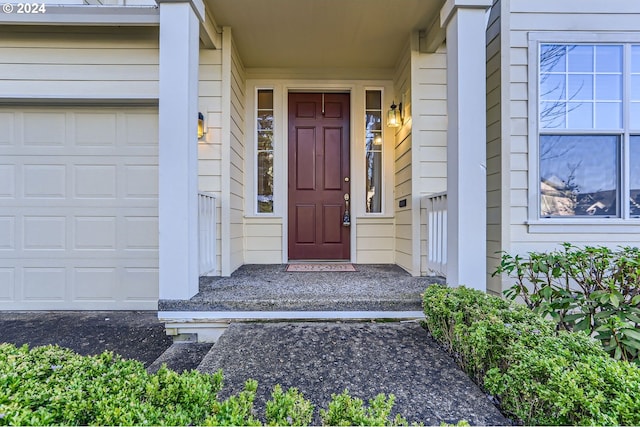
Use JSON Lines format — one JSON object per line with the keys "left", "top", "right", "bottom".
{"left": 423, "top": 285, "right": 640, "bottom": 426}
{"left": 0, "top": 343, "right": 407, "bottom": 426}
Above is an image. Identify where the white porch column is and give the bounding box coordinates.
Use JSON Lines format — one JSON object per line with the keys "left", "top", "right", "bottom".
{"left": 158, "top": 0, "right": 203, "bottom": 299}
{"left": 443, "top": 0, "right": 492, "bottom": 291}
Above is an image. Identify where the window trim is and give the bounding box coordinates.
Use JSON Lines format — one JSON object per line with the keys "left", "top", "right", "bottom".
{"left": 527, "top": 32, "right": 640, "bottom": 231}
{"left": 250, "top": 85, "right": 279, "bottom": 217}
{"left": 364, "top": 87, "right": 385, "bottom": 215}
{"left": 255, "top": 88, "right": 275, "bottom": 215}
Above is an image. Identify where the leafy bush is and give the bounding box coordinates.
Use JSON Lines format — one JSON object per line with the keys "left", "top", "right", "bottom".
{"left": 422, "top": 284, "right": 553, "bottom": 384}
{"left": 0, "top": 343, "right": 408, "bottom": 426}
{"left": 484, "top": 332, "right": 640, "bottom": 426}
{"left": 265, "top": 385, "right": 314, "bottom": 426}
{"left": 319, "top": 390, "right": 407, "bottom": 426}
{"left": 494, "top": 243, "right": 640, "bottom": 363}
{"left": 422, "top": 285, "right": 640, "bottom": 426}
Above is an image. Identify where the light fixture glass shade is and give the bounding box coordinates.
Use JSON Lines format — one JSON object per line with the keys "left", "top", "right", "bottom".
{"left": 387, "top": 103, "right": 401, "bottom": 128}
{"left": 197, "top": 112, "right": 205, "bottom": 139}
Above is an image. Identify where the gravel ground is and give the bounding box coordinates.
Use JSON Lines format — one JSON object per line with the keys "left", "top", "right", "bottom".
{"left": 0, "top": 311, "right": 173, "bottom": 367}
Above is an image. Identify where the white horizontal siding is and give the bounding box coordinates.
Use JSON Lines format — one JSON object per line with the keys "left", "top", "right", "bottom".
{"left": 198, "top": 47, "right": 224, "bottom": 274}
{"left": 356, "top": 218, "right": 394, "bottom": 264}
{"left": 486, "top": 0, "right": 504, "bottom": 294}
{"left": 245, "top": 218, "right": 282, "bottom": 264}
{"left": 0, "top": 26, "right": 159, "bottom": 99}
{"left": 229, "top": 36, "right": 246, "bottom": 273}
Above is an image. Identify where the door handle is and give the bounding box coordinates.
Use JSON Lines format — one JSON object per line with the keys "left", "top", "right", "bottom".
{"left": 342, "top": 193, "right": 351, "bottom": 227}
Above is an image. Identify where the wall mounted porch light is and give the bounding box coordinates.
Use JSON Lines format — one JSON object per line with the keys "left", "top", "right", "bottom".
{"left": 197, "top": 112, "right": 206, "bottom": 139}
{"left": 386, "top": 100, "right": 402, "bottom": 128}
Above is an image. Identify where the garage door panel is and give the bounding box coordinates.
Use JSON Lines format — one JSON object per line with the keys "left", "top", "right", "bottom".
{"left": 23, "top": 267, "right": 67, "bottom": 301}
{"left": 23, "top": 164, "right": 67, "bottom": 198}
{"left": 125, "top": 113, "right": 158, "bottom": 146}
{"left": 0, "top": 268, "right": 14, "bottom": 300}
{"left": 122, "top": 268, "right": 158, "bottom": 300}
{"left": 0, "top": 165, "right": 15, "bottom": 197}
{"left": 74, "top": 165, "right": 118, "bottom": 198}
{"left": 124, "top": 217, "right": 158, "bottom": 249}
{"left": 76, "top": 113, "right": 118, "bottom": 147}
{"left": 0, "top": 217, "right": 15, "bottom": 250}
{"left": 0, "top": 107, "right": 158, "bottom": 310}
{"left": 124, "top": 165, "right": 158, "bottom": 198}
{"left": 23, "top": 216, "right": 66, "bottom": 250}
{"left": 73, "top": 267, "right": 118, "bottom": 301}
{"left": 23, "top": 112, "right": 67, "bottom": 146}
{"left": 74, "top": 216, "right": 117, "bottom": 250}
{"left": 0, "top": 113, "right": 14, "bottom": 145}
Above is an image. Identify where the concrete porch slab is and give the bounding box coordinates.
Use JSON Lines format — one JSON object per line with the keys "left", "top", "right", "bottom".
{"left": 159, "top": 264, "right": 444, "bottom": 312}
{"left": 158, "top": 264, "right": 444, "bottom": 341}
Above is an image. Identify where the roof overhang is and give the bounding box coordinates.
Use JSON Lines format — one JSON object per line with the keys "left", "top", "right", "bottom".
{"left": 206, "top": 0, "right": 445, "bottom": 73}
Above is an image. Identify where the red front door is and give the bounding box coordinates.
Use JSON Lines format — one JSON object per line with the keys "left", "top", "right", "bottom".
{"left": 288, "top": 93, "right": 350, "bottom": 260}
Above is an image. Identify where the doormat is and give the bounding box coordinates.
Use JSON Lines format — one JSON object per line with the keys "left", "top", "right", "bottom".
{"left": 286, "top": 263, "right": 357, "bottom": 272}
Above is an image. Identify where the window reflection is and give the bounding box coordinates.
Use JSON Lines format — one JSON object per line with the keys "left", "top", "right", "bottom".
{"left": 540, "top": 44, "right": 622, "bottom": 130}
{"left": 631, "top": 136, "right": 640, "bottom": 216}
{"left": 540, "top": 135, "right": 619, "bottom": 217}
{"left": 365, "top": 90, "right": 382, "bottom": 213}
{"left": 632, "top": 46, "right": 640, "bottom": 129}
{"left": 257, "top": 89, "right": 274, "bottom": 213}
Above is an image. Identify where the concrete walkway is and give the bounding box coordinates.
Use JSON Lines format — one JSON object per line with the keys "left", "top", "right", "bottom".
{"left": 197, "top": 322, "right": 509, "bottom": 426}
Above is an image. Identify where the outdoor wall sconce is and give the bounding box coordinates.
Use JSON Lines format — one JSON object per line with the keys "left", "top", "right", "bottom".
{"left": 386, "top": 100, "right": 402, "bottom": 128}
{"left": 197, "top": 112, "right": 206, "bottom": 139}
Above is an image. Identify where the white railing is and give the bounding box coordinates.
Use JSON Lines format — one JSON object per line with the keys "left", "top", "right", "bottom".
{"left": 198, "top": 192, "right": 217, "bottom": 276}
{"left": 423, "top": 192, "right": 447, "bottom": 277}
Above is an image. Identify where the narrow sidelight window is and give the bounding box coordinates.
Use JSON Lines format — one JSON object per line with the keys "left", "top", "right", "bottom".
{"left": 365, "top": 90, "right": 383, "bottom": 213}
{"left": 257, "top": 89, "right": 274, "bottom": 213}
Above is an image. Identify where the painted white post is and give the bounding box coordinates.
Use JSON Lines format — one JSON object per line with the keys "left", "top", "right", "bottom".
{"left": 158, "top": 0, "right": 203, "bottom": 299}
{"left": 442, "top": 0, "right": 492, "bottom": 291}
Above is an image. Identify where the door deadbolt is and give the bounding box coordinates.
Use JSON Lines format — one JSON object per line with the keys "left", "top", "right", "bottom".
{"left": 344, "top": 177, "right": 350, "bottom": 182}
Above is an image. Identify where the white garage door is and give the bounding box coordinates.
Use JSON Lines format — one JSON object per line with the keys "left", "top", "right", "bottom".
{"left": 0, "top": 107, "right": 159, "bottom": 309}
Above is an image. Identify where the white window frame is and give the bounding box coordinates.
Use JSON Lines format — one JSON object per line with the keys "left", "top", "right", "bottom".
{"left": 363, "top": 86, "right": 387, "bottom": 216}
{"left": 527, "top": 32, "right": 640, "bottom": 233}
{"left": 246, "top": 84, "right": 281, "bottom": 217}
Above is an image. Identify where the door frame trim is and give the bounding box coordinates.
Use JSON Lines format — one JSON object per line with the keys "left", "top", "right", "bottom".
{"left": 244, "top": 79, "right": 396, "bottom": 265}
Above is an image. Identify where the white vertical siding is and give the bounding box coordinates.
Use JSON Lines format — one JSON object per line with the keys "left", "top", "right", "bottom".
{"left": 504, "top": 1, "right": 640, "bottom": 275}
{"left": 0, "top": 26, "right": 159, "bottom": 99}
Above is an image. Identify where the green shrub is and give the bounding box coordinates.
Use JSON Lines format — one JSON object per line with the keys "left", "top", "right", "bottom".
{"left": 0, "top": 343, "right": 222, "bottom": 426}
{"left": 422, "top": 284, "right": 553, "bottom": 385}
{"left": 265, "top": 385, "right": 314, "bottom": 426}
{"left": 484, "top": 332, "right": 640, "bottom": 426}
{"left": 494, "top": 243, "right": 640, "bottom": 363}
{"left": 319, "top": 390, "right": 407, "bottom": 426}
{"left": 422, "top": 285, "right": 640, "bottom": 425}
{"left": 0, "top": 343, "right": 411, "bottom": 426}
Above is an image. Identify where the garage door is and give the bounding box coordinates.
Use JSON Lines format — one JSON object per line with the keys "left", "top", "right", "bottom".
{"left": 0, "top": 107, "right": 159, "bottom": 309}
